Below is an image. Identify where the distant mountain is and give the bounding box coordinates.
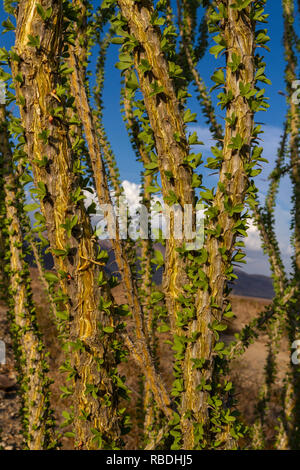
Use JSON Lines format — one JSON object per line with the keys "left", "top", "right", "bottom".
{"left": 151, "top": 266, "right": 274, "bottom": 299}
{"left": 25, "top": 245, "right": 54, "bottom": 270}
{"left": 26, "top": 241, "right": 274, "bottom": 300}
{"left": 148, "top": 245, "right": 275, "bottom": 299}
{"left": 229, "top": 269, "right": 274, "bottom": 299}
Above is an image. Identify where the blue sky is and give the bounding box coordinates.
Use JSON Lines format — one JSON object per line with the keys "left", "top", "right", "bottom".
{"left": 0, "top": 0, "right": 296, "bottom": 276}
{"left": 99, "top": 0, "right": 287, "bottom": 182}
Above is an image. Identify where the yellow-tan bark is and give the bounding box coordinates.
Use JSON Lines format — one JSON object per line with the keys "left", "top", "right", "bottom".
{"left": 117, "top": 0, "right": 195, "bottom": 340}
{"left": 181, "top": 1, "right": 256, "bottom": 448}
{"left": 68, "top": 2, "right": 172, "bottom": 421}
{"left": 12, "top": 0, "right": 121, "bottom": 449}
{"left": 0, "top": 105, "right": 54, "bottom": 449}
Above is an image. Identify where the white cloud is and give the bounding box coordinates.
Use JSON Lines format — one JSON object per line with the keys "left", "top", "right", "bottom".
{"left": 191, "top": 124, "right": 294, "bottom": 274}
{"left": 82, "top": 176, "right": 294, "bottom": 275}
{"left": 244, "top": 220, "right": 262, "bottom": 251}
{"left": 120, "top": 181, "right": 142, "bottom": 212}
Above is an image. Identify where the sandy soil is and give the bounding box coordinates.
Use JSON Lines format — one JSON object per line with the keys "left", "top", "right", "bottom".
{"left": 0, "top": 269, "right": 290, "bottom": 449}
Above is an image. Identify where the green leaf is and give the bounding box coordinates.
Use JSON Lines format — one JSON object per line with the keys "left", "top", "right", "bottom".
{"left": 146, "top": 185, "right": 160, "bottom": 194}
{"left": 61, "top": 215, "right": 79, "bottom": 238}
{"left": 0, "top": 47, "right": 9, "bottom": 62}
{"left": 158, "top": 323, "right": 170, "bottom": 333}
{"left": 229, "top": 134, "right": 244, "bottom": 150}
{"left": 60, "top": 386, "right": 73, "bottom": 397}
{"left": 36, "top": 3, "right": 46, "bottom": 20}
{"left": 210, "top": 44, "right": 225, "bottom": 59}
{"left": 200, "top": 189, "right": 214, "bottom": 201}
{"left": 56, "top": 310, "right": 69, "bottom": 321}
{"left": 211, "top": 321, "right": 227, "bottom": 332}
{"left": 38, "top": 129, "right": 50, "bottom": 143}
{"left": 126, "top": 70, "right": 139, "bottom": 90}
{"left": 115, "top": 53, "right": 133, "bottom": 71}
{"left": 44, "top": 272, "right": 60, "bottom": 283}
{"left": 192, "top": 173, "right": 202, "bottom": 188}
{"left": 217, "top": 90, "right": 234, "bottom": 109}
{"left": 149, "top": 81, "right": 165, "bottom": 97}
{"left": 144, "top": 162, "right": 158, "bottom": 170}
{"left": 214, "top": 342, "right": 225, "bottom": 351}
{"left": 239, "top": 82, "right": 256, "bottom": 99}
{"left": 256, "top": 29, "right": 270, "bottom": 46}
{"left": 228, "top": 53, "right": 241, "bottom": 73}
{"left": 45, "top": 7, "right": 53, "bottom": 19}
{"left": 183, "top": 109, "right": 197, "bottom": 124}
{"left": 164, "top": 190, "right": 178, "bottom": 205}
{"left": 52, "top": 248, "right": 68, "bottom": 257}
{"left": 101, "top": 0, "right": 115, "bottom": 8}
{"left": 188, "top": 132, "right": 203, "bottom": 146}
{"left": 14, "top": 73, "right": 23, "bottom": 83}
{"left": 211, "top": 69, "right": 225, "bottom": 86}
{"left": 151, "top": 12, "right": 165, "bottom": 26}
{"left": 103, "top": 326, "right": 115, "bottom": 334}
{"left": 2, "top": 18, "right": 15, "bottom": 33}
{"left": 151, "top": 250, "right": 164, "bottom": 269}
{"left": 27, "top": 34, "right": 40, "bottom": 48}
{"left": 24, "top": 203, "right": 39, "bottom": 212}
{"left": 231, "top": 203, "right": 245, "bottom": 214}
{"left": 138, "top": 59, "right": 152, "bottom": 74}
{"left": 231, "top": 0, "right": 252, "bottom": 11}
{"left": 30, "top": 181, "right": 47, "bottom": 201}
{"left": 111, "top": 36, "right": 124, "bottom": 44}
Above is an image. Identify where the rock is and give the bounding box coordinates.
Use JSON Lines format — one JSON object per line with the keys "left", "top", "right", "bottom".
{"left": 0, "top": 374, "right": 16, "bottom": 391}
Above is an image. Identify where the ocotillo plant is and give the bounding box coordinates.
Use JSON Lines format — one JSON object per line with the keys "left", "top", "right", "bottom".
{"left": 0, "top": 103, "right": 56, "bottom": 449}
{"left": 0, "top": 0, "right": 300, "bottom": 451}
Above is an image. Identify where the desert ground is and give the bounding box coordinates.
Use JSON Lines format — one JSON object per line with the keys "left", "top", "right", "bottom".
{"left": 0, "top": 268, "right": 289, "bottom": 450}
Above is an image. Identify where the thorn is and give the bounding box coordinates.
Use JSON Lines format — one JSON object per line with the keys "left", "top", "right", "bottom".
{"left": 50, "top": 91, "right": 61, "bottom": 102}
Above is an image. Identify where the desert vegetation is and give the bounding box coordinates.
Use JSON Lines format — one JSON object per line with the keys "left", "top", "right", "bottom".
{"left": 0, "top": 0, "right": 299, "bottom": 451}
